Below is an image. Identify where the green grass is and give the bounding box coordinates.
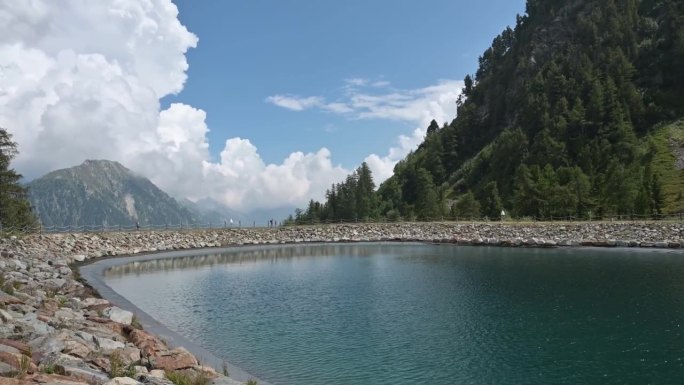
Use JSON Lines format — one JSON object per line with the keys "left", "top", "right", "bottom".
{"left": 165, "top": 370, "right": 211, "bottom": 385}
{"left": 109, "top": 351, "right": 135, "bottom": 378}
{"left": 648, "top": 118, "right": 684, "bottom": 214}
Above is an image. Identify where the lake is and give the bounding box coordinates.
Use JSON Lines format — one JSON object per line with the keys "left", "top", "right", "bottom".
{"left": 101, "top": 243, "right": 684, "bottom": 384}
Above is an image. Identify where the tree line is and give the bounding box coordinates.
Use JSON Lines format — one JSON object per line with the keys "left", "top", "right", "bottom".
{"left": 289, "top": 0, "right": 683, "bottom": 223}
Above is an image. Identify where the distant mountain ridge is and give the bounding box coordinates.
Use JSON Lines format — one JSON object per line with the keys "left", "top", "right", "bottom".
{"left": 26, "top": 159, "right": 293, "bottom": 227}
{"left": 27, "top": 160, "right": 209, "bottom": 227}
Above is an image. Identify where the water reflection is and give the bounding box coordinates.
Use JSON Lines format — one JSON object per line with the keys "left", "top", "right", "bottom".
{"left": 103, "top": 244, "right": 389, "bottom": 277}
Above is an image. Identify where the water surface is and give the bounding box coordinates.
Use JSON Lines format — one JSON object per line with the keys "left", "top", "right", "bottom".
{"left": 102, "top": 244, "right": 684, "bottom": 384}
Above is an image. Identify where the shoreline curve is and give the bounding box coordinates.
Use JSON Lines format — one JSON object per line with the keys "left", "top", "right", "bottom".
{"left": 78, "top": 246, "right": 272, "bottom": 385}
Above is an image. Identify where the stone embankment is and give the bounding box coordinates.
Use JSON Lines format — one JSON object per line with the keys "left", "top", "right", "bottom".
{"left": 0, "top": 222, "right": 682, "bottom": 385}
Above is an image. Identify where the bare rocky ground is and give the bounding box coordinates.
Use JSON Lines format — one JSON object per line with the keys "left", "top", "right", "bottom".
{"left": 0, "top": 222, "right": 682, "bottom": 385}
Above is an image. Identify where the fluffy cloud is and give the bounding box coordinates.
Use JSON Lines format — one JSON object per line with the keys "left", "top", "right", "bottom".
{"left": 0, "top": 0, "right": 350, "bottom": 212}
{"left": 264, "top": 95, "right": 324, "bottom": 111}
{"left": 1, "top": 1, "right": 461, "bottom": 213}
{"left": 267, "top": 79, "right": 463, "bottom": 183}
{"left": 203, "top": 140, "right": 347, "bottom": 209}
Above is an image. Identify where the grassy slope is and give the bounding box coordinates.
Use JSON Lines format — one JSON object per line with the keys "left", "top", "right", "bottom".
{"left": 649, "top": 118, "right": 684, "bottom": 214}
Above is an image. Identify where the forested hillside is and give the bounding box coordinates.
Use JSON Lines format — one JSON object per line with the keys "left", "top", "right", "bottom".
{"left": 291, "top": 0, "right": 684, "bottom": 223}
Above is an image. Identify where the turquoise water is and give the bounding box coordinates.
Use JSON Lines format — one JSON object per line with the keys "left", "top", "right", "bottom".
{"left": 103, "top": 244, "right": 684, "bottom": 384}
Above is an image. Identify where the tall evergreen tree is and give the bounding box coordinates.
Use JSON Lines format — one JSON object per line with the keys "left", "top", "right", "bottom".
{"left": 0, "top": 128, "right": 36, "bottom": 230}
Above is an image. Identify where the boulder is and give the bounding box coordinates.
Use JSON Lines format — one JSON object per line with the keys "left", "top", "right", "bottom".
{"left": 62, "top": 340, "right": 92, "bottom": 359}
{"left": 28, "top": 373, "right": 94, "bottom": 385}
{"left": 148, "top": 370, "right": 166, "bottom": 379}
{"left": 103, "top": 307, "right": 133, "bottom": 326}
{"left": 93, "top": 336, "right": 125, "bottom": 351}
{"left": 0, "top": 292, "right": 24, "bottom": 306}
{"left": 137, "top": 374, "right": 174, "bottom": 385}
{"left": 0, "top": 377, "right": 31, "bottom": 385}
{"left": 124, "top": 329, "right": 166, "bottom": 357}
{"left": 150, "top": 348, "right": 198, "bottom": 371}
{"left": 58, "top": 365, "right": 109, "bottom": 384}
{"left": 0, "top": 309, "right": 14, "bottom": 322}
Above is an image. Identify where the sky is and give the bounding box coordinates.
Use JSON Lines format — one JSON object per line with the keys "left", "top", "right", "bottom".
{"left": 0, "top": 0, "right": 525, "bottom": 213}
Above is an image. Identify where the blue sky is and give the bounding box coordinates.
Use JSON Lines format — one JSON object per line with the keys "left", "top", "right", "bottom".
{"left": 5, "top": 0, "right": 526, "bottom": 211}
{"left": 164, "top": 0, "right": 526, "bottom": 168}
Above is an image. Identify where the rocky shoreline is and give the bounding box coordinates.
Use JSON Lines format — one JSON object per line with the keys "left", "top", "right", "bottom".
{"left": 0, "top": 222, "right": 682, "bottom": 385}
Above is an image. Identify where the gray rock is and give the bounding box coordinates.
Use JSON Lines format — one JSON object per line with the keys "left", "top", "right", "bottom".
{"left": 93, "top": 336, "right": 125, "bottom": 351}
{"left": 17, "top": 313, "right": 54, "bottom": 336}
{"left": 0, "top": 309, "right": 14, "bottom": 322}
{"left": 40, "top": 336, "right": 67, "bottom": 355}
{"left": 11, "top": 259, "right": 27, "bottom": 270}
{"left": 45, "top": 278, "right": 67, "bottom": 289}
{"left": 138, "top": 374, "right": 175, "bottom": 385}
{"left": 106, "top": 377, "right": 143, "bottom": 385}
{"left": 83, "top": 298, "right": 110, "bottom": 307}
{"left": 54, "top": 308, "right": 84, "bottom": 322}
{"left": 61, "top": 365, "right": 110, "bottom": 384}
{"left": 0, "top": 361, "right": 16, "bottom": 376}
{"left": 103, "top": 307, "right": 133, "bottom": 325}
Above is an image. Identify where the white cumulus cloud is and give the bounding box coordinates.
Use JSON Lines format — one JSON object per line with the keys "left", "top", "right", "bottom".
{"left": 1, "top": 0, "right": 462, "bottom": 213}
{"left": 0, "top": 0, "right": 350, "bottom": 212}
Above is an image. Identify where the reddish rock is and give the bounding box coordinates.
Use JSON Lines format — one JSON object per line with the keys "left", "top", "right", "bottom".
{"left": 41, "top": 300, "right": 59, "bottom": 315}
{"left": 62, "top": 340, "right": 91, "bottom": 359}
{"left": 0, "top": 351, "right": 20, "bottom": 369}
{"left": 150, "top": 348, "right": 198, "bottom": 371}
{"left": 102, "top": 322, "right": 124, "bottom": 336}
{"left": 0, "top": 340, "right": 31, "bottom": 356}
{"left": 27, "top": 373, "right": 90, "bottom": 385}
{"left": 0, "top": 292, "right": 24, "bottom": 306}
{"left": 0, "top": 377, "right": 30, "bottom": 385}
{"left": 124, "top": 328, "right": 166, "bottom": 357}
{"left": 0, "top": 351, "right": 37, "bottom": 374}
{"left": 90, "top": 357, "right": 110, "bottom": 372}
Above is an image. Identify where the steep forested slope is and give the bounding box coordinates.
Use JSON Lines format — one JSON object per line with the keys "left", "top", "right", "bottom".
{"left": 291, "top": 0, "right": 684, "bottom": 223}
{"left": 377, "top": 0, "right": 684, "bottom": 220}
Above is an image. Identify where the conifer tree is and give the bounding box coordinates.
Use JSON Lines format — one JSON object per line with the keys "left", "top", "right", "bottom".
{"left": 0, "top": 128, "right": 36, "bottom": 231}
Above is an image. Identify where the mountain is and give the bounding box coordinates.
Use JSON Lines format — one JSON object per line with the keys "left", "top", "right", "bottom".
{"left": 291, "top": 0, "right": 684, "bottom": 223}
{"left": 27, "top": 160, "right": 202, "bottom": 227}
{"left": 380, "top": 0, "right": 684, "bottom": 219}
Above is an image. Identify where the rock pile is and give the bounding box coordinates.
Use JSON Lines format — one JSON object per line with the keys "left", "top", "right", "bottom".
{"left": 0, "top": 235, "right": 241, "bottom": 385}
{"left": 0, "top": 222, "right": 681, "bottom": 385}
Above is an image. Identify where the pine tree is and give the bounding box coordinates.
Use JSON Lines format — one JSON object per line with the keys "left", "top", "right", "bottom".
{"left": 0, "top": 128, "right": 36, "bottom": 231}
{"left": 451, "top": 191, "right": 481, "bottom": 219}
{"left": 414, "top": 168, "right": 440, "bottom": 221}
{"left": 481, "top": 181, "right": 503, "bottom": 220}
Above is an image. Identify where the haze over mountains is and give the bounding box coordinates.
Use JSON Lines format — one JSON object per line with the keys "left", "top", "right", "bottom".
{"left": 26, "top": 160, "right": 287, "bottom": 227}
